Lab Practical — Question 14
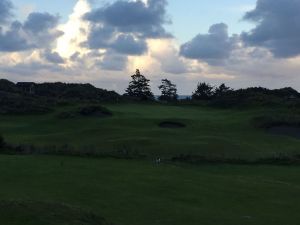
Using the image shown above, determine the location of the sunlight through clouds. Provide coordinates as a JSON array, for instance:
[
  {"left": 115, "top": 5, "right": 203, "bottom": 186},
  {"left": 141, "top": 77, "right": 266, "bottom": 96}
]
[
  {"left": 55, "top": 0, "right": 90, "bottom": 59},
  {"left": 2, "top": 0, "right": 300, "bottom": 93}
]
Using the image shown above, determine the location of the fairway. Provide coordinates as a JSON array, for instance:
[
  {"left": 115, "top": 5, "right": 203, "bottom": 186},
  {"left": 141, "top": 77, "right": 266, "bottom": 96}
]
[
  {"left": 1, "top": 104, "right": 300, "bottom": 159},
  {"left": 1, "top": 0, "right": 300, "bottom": 224},
  {"left": 0, "top": 155, "right": 299, "bottom": 225}
]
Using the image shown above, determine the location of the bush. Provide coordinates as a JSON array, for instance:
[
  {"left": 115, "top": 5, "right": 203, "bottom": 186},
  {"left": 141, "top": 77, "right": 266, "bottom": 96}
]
[
  {"left": 79, "top": 105, "right": 113, "bottom": 117},
  {"left": 252, "top": 114, "right": 300, "bottom": 129},
  {"left": 0, "top": 135, "right": 5, "bottom": 149},
  {"left": 56, "top": 111, "right": 77, "bottom": 119}
]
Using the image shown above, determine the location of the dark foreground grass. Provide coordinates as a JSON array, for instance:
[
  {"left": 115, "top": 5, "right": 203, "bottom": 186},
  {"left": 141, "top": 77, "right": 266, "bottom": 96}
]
[
  {"left": 1, "top": 104, "right": 300, "bottom": 159},
  {"left": 0, "top": 155, "right": 300, "bottom": 225},
  {"left": 0, "top": 200, "right": 109, "bottom": 225}
]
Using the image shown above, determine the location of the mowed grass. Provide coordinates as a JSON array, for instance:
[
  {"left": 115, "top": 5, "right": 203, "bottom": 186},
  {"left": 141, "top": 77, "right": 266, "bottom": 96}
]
[
  {"left": 0, "top": 155, "right": 300, "bottom": 225},
  {"left": 1, "top": 103, "right": 300, "bottom": 159}
]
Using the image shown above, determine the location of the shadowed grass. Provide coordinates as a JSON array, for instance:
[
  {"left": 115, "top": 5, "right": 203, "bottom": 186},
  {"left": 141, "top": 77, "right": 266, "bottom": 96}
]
[
  {"left": 0, "top": 200, "right": 110, "bottom": 225},
  {"left": 1, "top": 104, "right": 300, "bottom": 159},
  {"left": 0, "top": 155, "right": 300, "bottom": 225}
]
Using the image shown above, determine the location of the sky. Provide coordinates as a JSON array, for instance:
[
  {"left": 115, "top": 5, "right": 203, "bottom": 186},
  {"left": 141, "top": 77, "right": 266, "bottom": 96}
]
[{"left": 1, "top": 0, "right": 300, "bottom": 94}]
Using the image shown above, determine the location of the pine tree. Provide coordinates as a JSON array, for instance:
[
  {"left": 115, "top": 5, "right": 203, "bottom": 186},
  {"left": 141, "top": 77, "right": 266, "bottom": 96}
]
[
  {"left": 214, "top": 83, "right": 232, "bottom": 98},
  {"left": 158, "top": 79, "right": 178, "bottom": 101},
  {"left": 125, "top": 69, "right": 154, "bottom": 100},
  {"left": 192, "top": 82, "right": 214, "bottom": 100}
]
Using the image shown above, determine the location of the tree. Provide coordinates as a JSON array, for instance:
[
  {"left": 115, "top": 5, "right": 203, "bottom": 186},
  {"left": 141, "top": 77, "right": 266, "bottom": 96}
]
[
  {"left": 192, "top": 82, "right": 214, "bottom": 100},
  {"left": 214, "top": 83, "right": 232, "bottom": 98},
  {"left": 158, "top": 79, "right": 178, "bottom": 101},
  {"left": 125, "top": 69, "right": 154, "bottom": 100}
]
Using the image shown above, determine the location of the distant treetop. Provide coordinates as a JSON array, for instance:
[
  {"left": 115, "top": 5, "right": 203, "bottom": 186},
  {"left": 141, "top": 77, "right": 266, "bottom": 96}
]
[{"left": 124, "top": 69, "right": 154, "bottom": 101}]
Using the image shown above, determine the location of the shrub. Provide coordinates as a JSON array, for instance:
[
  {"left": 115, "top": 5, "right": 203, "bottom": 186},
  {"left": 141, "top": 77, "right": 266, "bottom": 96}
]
[
  {"left": 0, "top": 135, "right": 5, "bottom": 149},
  {"left": 56, "top": 111, "right": 77, "bottom": 119},
  {"left": 79, "top": 105, "right": 113, "bottom": 117},
  {"left": 252, "top": 114, "right": 300, "bottom": 129}
]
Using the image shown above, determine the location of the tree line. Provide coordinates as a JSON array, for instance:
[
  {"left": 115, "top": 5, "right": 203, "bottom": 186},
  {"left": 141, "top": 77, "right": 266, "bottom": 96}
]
[
  {"left": 124, "top": 69, "right": 232, "bottom": 101},
  {"left": 1, "top": 69, "right": 300, "bottom": 113},
  {"left": 124, "top": 69, "right": 300, "bottom": 107}
]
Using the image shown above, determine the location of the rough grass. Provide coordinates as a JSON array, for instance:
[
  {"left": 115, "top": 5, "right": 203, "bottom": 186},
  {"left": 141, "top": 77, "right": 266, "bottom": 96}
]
[
  {"left": 253, "top": 113, "right": 300, "bottom": 129},
  {"left": 1, "top": 104, "right": 300, "bottom": 159},
  {"left": 0, "top": 200, "right": 110, "bottom": 225},
  {"left": 57, "top": 105, "right": 113, "bottom": 119},
  {"left": 0, "top": 155, "right": 300, "bottom": 225}
]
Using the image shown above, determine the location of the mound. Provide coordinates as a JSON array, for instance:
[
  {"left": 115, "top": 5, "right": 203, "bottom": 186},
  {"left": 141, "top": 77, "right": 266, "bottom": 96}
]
[
  {"left": 79, "top": 105, "right": 113, "bottom": 117},
  {"left": 159, "top": 121, "right": 186, "bottom": 128},
  {"left": 0, "top": 200, "right": 112, "bottom": 225},
  {"left": 56, "top": 111, "right": 77, "bottom": 119},
  {"left": 0, "top": 91, "right": 52, "bottom": 115},
  {"left": 57, "top": 105, "right": 113, "bottom": 119}
]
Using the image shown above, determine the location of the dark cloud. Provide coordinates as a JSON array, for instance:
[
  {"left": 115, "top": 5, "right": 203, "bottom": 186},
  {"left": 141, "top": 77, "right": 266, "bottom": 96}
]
[
  {"left": 0, "top": 61, "right": 64, "bottom": 76},
  {"left": 242, "top": 0, "right": 300, "bottom": 58},
  {"left": 111, "top": 34, "right": 147, "bottom": 55},
  {"left": 100, "top": 51, "right": 128, "bottom": 71},
  {"left": 180, "top": 23, "right": 238, "bottom": 64},
  {"left": 84, "top": 26, "right": 147, "bottom": 55},
  {"left": 0, "top": 12, "right": 63, "bottom": 52},
  {"left": 85, "top": 0, "right": 170, "bottom": 39},
  {"left": 0, "top": 0, "right": 13, "bottom": 24},
  {"left": 24, "top": 12, "right": 60, "bottom": 33},
  {"left": 43, "top": 50, "right": 65, "bottom": 64},
  {"left": 0, "top": 21, "right": 33, "bottom": 51},
  {"left": 83, "top": 0, "right": 171, "bottom": 66},
  {"left": 84, "top": 25, "right": 114, "bottom": 49}
]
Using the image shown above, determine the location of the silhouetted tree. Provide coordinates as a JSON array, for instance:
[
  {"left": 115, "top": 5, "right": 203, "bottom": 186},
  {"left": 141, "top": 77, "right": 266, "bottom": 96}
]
[
  {"left": 214, "top": 83, "right": 232, "bottom": 98},
  {"left": 158, "top": 79, "right": 178, "bottom": 101},
  {"left": 125, "top": 69, "right": 154, "bottom": 100},
  {"left": 192, "top": 82, "right": 214, "bottom": 100}
]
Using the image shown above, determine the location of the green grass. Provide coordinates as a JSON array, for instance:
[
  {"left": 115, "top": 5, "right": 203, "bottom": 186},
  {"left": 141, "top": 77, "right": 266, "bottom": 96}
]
[
  {"left": 1, "top": 104, "right": 300, "bottom": 224},
  {"left": 0, "top": 155, "right": 300, "bottom": 225},
  {"left": 0, "top": 200, "right": 109, "bottom": 225},
  {"left": 1, "top": 103, "right": 300, "bottom": 159}
]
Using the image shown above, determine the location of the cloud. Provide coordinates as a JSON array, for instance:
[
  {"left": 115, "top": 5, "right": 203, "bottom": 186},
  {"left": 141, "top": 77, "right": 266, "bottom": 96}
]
[
  {"left": 180, "top": 23, "right": 238, "bottom": 64},
  {"left": 111, "top": 34, "right": 147, "bottom": 55},
  {"left": 82, "top": 0, "right": 171, "bottom": 72},
  {"left": 0, "top": 60, "right": 65, "bottom": 77},
  {"left": 99, "top": 51, "right": 128, "bottom": 71},
  {"left": 43, "top": 50, "right": 65, "bottom": 64},
  {"left": 149, "top": 39, "right": 188, "bottom": 74},
  {"left": 0, "top": 0, "right": 13, "bottom": 24},
  {"left": 0, "top": 12, "right": 63, "bottom": 52},
  {"left": 55, "top": 0, "right": 91, "bottom": 58},
  {"left": 84, "top": 25, "right": 114, "bottom": 49},
  {"left": 23, "top": 12, "right": 59, "bottom": 33},
  {"left": 242, "top": 0, "right": 300, "bottom": 58},
  {"left": 85, "top": 0, "right": 171, "bottom": 39},
  {"left": 0, "top": 21, "right": 33, "bottom": 51}
]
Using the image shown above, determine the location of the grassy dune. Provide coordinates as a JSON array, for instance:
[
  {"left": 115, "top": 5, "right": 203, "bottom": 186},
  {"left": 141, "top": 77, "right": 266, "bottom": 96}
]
[
  {"left": 0, "top": 155, "right": 300, "bottom": 225},
  {"left": 1, "top": 104, "right": 300, "bottom": 159}
]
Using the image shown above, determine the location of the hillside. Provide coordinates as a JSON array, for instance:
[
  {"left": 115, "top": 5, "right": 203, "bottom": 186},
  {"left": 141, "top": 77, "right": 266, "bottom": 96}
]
[{"left": 0, "top": 79, "right": 121, "bottom": 114}]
